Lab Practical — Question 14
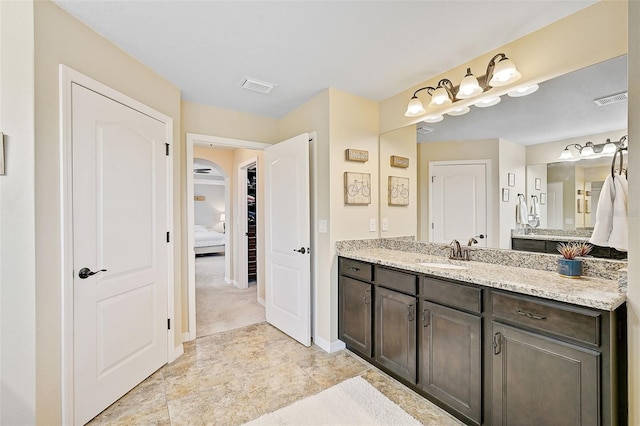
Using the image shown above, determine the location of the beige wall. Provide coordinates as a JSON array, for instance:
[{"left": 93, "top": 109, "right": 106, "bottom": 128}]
[
  {"left": 379, "top": 1, "right": 627, "bottom": 134},
  {"left": 498, "top": 139, "right": 526, "bottom": 248},
  {"left": 627, "top": 1, "right": 639, "bottom": 421},
  {"left": 33, "top": 2, "right": 182, "bottom": 423},
  {"left": 0, "top": 1, "right": 36, "bottom": 423},
  {"left": 379, "top": 125, "right": 417, "bottom": 237}
]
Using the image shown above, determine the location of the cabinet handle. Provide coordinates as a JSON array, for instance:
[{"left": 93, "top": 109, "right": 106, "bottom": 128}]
[
  {"left": 493, "top": 332, "right": 502, "bottom": 355},
  {"left": 517, "top": 309, "right": 547, "bottom": 321},
  {"left": 363, "top": 288, "right": 371, "bottom": 305},
  {"left": 407, "top": 304, "right": 415, "bottom": 322},
  {"left": 348, "top": 267, "right": 360, "bottom": 272},
  {"left": 422, "top": 309, "right": 430, "bottom": 327}
]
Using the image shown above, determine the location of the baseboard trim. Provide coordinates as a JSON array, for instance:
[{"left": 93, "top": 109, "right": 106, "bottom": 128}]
[
  {"left": 314, "top": 335, "right": 346, "bottom": 354},
  {"left": 225, "top": 277, "right": 232, "bottom": 285},
  {"left": 257, "top": 296, "right": 265, "bottom": 307},
  {"left": 182, "top": 332, "right": 193, "bottom": 343},
  {"left": 171, "top": 343, "right": 184, "bottom": 362}
]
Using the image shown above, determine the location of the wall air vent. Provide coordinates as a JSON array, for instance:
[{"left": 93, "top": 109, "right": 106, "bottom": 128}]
[
  {"left": 240, "top": 77, "right": 275, "bottom": 94},
  {"left": 593, "top": 91, "right": 628, "bottom": 107},
  {"left": 417, "top": 126, "right": 435, "bottom": 134}
]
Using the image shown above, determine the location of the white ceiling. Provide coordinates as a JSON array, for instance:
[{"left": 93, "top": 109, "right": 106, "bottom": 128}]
[{"left": 54, "top": 0, "right": 598, "bottom": 120}]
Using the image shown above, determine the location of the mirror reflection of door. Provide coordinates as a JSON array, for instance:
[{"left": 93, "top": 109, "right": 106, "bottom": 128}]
[
  {"left": 430, "top": 162, "right": 487, "bottom": 247},
  {"left": 546, "top": 182, "right": 564, "bottom": 230}
]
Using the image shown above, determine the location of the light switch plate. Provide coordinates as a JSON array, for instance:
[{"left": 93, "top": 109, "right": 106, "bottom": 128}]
[
  {"left": 369, "top": 218, "right": 376, "bottom": 232},
  {"left": 319, "top": 219, "right": 328, "bottom": 233},
  {"left": 382, "top": 218, "right": 388, "bottom": 231}
]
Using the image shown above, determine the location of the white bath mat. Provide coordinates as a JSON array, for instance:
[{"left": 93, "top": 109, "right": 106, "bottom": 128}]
[{"left": 244, "top": 376, "right": 421, "bottom": 425}]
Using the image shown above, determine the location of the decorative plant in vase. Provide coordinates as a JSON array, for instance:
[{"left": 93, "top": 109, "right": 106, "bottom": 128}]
[{"left": 557, "top": 242, "right": 592, "bottom": 278}]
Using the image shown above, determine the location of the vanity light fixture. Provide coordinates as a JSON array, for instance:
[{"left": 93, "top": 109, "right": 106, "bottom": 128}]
[
  {"left": 558, "top": 135, "right": 628, "bottom": 161},
  {"left": 405, "top": 53, "right": 524, "bottom": 119}
]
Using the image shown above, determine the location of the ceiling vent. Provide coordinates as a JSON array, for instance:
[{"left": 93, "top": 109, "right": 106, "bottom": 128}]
[
  {"left": 417, "top": 125, "right": 435, "bottom": 134},
  {"left": 240, "top": 77, "right": 275, "bottom": 94},
  {"left": 593, "top": 91, "right": 628, "bottom": 107}
]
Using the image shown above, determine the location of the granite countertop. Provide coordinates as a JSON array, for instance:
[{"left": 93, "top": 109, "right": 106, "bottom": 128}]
[
  {"left": 513, "top": 234, "right": 590, "bottom": 242},
  {"left": 338, "top": 247, "right": 625, "bottom": 311}
]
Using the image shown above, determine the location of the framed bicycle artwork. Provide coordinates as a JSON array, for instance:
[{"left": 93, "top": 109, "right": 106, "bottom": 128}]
[
  {"left": 344, "top": 172, "right": 372, "bottom": 205},
  {"left": 388, "top": 176, "right": 409, "bottom": 206}
]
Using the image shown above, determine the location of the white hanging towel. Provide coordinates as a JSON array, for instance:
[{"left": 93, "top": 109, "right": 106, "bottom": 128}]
[
  {"left": 516, "top": 194, "right": 528, "bottom": 224},
  {"left": 608, "top": 174, "right": 628, "bottom": 251},
  {"left": 589, "top": 175, "right": 615, "bottom": 247}
]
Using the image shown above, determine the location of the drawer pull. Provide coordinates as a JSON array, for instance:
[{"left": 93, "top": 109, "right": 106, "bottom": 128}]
[
  {"left": 517, "top": 309, "right": 547, "bottom": 321},
  {"left": 407, "top": 304, "right": 415, "bottom": 322},
  {"left": 422, "top": 309, "right": 430, "bottom": 327},
  {"left": 363, "top": 288, "right": 371, "bottom": 305},
  {"left": 493, "top": 332, "right": 502, "bottom": 355},
  {"left": 348, "top": 267, "right": 361, "bottom": 272}
]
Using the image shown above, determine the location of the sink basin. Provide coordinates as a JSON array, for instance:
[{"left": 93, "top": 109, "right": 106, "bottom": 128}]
[{"left": 418, "top": 262, "right": 467, "bottom": 270}]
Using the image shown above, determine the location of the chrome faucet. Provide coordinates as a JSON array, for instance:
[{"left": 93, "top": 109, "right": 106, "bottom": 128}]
[
  {"left": 449, "top": 239, "right": 462, "bottom": 259},
  {"left": 467, "top": 234, "right": 485, "bottom": 246}
]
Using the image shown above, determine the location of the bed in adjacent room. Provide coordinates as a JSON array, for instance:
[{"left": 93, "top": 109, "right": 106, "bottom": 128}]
[{"left": 194, "top": 224, "right": 226, "bottom": 255}]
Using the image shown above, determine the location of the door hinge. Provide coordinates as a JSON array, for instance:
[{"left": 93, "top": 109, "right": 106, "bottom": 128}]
[
  {"left": 167, "top": 318, "right": 171, "bottom": 330},
  {"left": 166, "top": 232, "right": 170, "bottom": 243},
  {"left": 165, "top": 143, "right": 170, "bottom": 156}
]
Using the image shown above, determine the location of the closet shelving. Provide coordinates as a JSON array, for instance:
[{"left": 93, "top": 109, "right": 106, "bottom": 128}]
[{"left": 247, "top": 167, "right": 257, "bottom": 281}]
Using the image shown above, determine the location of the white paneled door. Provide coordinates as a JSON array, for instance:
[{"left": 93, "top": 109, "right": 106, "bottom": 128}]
[
  {"left": 430, "top": 163, "right": 488, "bottom": 247},
  {"left": 264, "top": 133, "right": 311, "bottom": 347},
  {"left": 72, "top": 83, "right": 168, "bottom": 425}
]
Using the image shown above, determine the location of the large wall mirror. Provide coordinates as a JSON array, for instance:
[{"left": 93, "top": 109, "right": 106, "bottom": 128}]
[{"left": 379, "top": 54, "right": 628, "bottom": 252}]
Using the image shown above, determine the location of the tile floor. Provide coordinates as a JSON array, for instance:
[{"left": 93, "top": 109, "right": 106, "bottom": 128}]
[{"left": 88, "top": 323, "right": 463, "bottom": 425}]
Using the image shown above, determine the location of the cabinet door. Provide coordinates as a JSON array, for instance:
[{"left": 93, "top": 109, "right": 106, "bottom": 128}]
[
  {"left": 492, "top": 323, "right": 600, "bottom": 426},
  {"left": 375, "top": 287, "right": 416, "bottom": 382},
  {"left": 419, "top": 301, "right": 482, "bottom": 424},
  {"left": 338, "top": 276, "right": 372, "bottom": 357}
]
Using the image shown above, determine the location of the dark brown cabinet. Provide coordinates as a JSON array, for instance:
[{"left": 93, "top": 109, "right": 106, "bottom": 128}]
[
  {"left": 420, "top": 301, "right": 482, "bottom": 424},
  {"left": 491, "top": 323, "right": 600, "bottom": 426},
  {"left": 375, "top": 286, "right": 417, "bottom": 382},
  {"left": 338, "top": 276, "right": 372, "bottom": 357},
  {"left": 337, "top": 257, "right": 626, "bottom": 426},
  {"left": 338, "top": 258, "right": 373, "bottom": 358}
]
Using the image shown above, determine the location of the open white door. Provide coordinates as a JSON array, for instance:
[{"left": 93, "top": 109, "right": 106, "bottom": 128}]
[
  {"left": 430, "top": 162, "right": 488, "bottom": 246},
  {"left": 264, "top": 133, "right": 311, "bottom": 346}
]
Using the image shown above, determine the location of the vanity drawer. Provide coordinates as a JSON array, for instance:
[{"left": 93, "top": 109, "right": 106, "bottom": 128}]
[
  {"left": 422, "top": 276, "right": 482, "bottom": 314},
  {"left": 492, "top": 292, "right": 601, "bottom": 346},
  {"left": 376, "top": 266, "right": 417, "bottom": 295},
  {"left": 339, "top": 258, "right": 372, "bottom": 282}
]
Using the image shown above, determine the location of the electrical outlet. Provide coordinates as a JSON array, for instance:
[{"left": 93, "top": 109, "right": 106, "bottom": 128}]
[
  {"left": 382, "top": 218, "right": 388, "bottom": 231},
  {"left": 369, "top": 218, "right": 376, "bottom": 232}
]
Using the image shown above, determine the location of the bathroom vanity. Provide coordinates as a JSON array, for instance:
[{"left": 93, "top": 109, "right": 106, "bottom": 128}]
[{"left": 337, "top": 242, "right": 627, "bottom": 426}]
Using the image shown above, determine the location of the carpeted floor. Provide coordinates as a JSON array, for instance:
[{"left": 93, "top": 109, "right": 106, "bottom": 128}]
[{"left": 195, "top": 254, "right": 265, "bottom": 337}]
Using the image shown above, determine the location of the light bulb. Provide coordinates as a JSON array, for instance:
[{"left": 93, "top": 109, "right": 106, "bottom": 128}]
[
  {"left": 508, "top": 84, "right": 539, "bottom": 97},
  {"left": 423, "top": 114, "right": 444, "bottom": 123},
  {"left": 489, "top": 57, "right": 521, "bottom": 87},
  {"left": 580, "top": 145, "right": 595, "bottom": 157},
  {"left": 474, "top": 96, "right": 501, "bottom": 108},
  {"left": 429, "top": 86, "right": 452, "bottom": 107},
  {"left": 405, "top": 96, "right": 425, "bottom": 117},
  {"left": 559, "top": 148, "right": 575, "bottom": 161},
  {"left": 456, "top": 68, "right": 483, "bottom": 99},
  {"left": 602, "top": 141, "right": 617, "bottom": 154},
  {"left": 446, "top": 106, "right": 470, "bottom": 116}
]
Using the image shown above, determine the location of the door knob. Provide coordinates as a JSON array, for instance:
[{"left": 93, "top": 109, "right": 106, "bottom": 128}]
[
  {"left": 293, "top": 247, "right": 306, "bottom": 254},
  {"left": 78, "top": 267, "right": 107, "bottom": 279}
]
